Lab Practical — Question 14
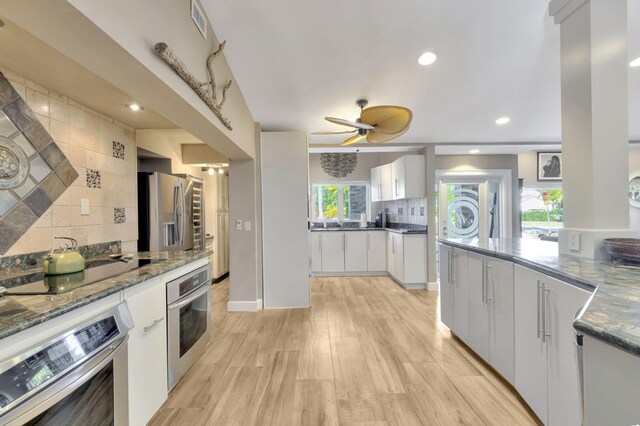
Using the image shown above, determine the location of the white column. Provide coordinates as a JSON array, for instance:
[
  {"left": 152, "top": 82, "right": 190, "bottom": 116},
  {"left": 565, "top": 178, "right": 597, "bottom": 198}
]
[{"left": 550, "top": 0, "right": 635, "bottom": 258}]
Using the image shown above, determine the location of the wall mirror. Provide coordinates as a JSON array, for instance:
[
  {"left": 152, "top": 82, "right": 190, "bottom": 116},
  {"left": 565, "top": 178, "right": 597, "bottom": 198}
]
[{"left": 629, "top": 170, "right": 640, "bottom": 208}]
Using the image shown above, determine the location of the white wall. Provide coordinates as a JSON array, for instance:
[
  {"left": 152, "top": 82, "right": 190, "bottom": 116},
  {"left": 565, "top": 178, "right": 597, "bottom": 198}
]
[{"left": 517, "top": 150, "right": 562, "bottom": 189}]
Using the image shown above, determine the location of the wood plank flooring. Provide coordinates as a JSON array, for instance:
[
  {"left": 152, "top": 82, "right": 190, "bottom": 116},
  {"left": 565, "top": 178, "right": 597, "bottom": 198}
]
[{"left": 149, "top": 276, "right": 540, "bottom": 426}]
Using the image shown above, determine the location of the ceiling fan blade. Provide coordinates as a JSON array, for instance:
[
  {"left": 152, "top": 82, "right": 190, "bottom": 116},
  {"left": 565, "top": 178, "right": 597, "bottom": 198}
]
[
  {"left": 325, "top": 117, "right": 374, "bottom": 130},
  {"left": 366, "top": 127, "right": 408, "bottom": 144},
  {"left": 340, "top": 133, "right": 366, "bottom": 146},
  {"left": 361, "top": 106, "right": 413, "bottom": 134},
  {"left": 310, "top": 130, "right": 357, "bottom": 135}
]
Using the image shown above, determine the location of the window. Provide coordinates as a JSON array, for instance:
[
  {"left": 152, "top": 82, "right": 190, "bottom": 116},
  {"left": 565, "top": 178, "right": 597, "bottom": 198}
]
[
  {"left": 311, "top": 183, "right": 369, "bottom": 222},
  {"left": 521, "top": 188, "right": 563, "bottom": 239}
]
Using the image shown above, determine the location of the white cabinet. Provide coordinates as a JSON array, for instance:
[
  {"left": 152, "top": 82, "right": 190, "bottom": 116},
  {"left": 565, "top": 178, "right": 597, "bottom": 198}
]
[
  {"left": 345, "top": 232, "right": 367, "bottom": 271},
  {"left": 366, "top": 231, "right": 386, "bottom": 271},
  {"left": 390, "top": 155, "right": 425, "bottom": 200},
  {"left": 311, "top": 232, "right": 322, "bottom": 272},
  {"left": 514, "top": 265, "right": 590, "bottom": 426},
  {"left": 388, "top": 232, "right": 427, "bottom": 289},
  {"left": 451, "top": 248, "right": 469, "bottom": 342},
  {"left": 439, "top": 244, "right": 454, "bottom": 330},
  {"left": 453, "top": 251, "right": 515, "bottom": 384},
  {"left": 387, "top": 232, "right": 396, "bottom": 277},
  {"left": 321, "top": 232, "right": 345, "bottom": 272},
  {"left": 380, "top": 164, "right": 393, "bottom": 201},
  {"left": 125, "top": 276, "right": 168, "bottom": 426},
  {"left": 371, "top": 166, "right": 381, "bottom": 202}
]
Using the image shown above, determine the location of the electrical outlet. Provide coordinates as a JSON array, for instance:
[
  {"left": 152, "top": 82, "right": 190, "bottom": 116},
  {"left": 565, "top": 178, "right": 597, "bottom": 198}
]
[
  {"left": 81, "top": 198, "right": 90, "bottom": 216},
  {"left": 568, "top": 231, "right": 580, "bottom": 251},
  {"left": 235, "top": 219, "right": 242, "bottom": 231},
  {"left": 244, "top": 221, "right": 251, "bottom": 231}
]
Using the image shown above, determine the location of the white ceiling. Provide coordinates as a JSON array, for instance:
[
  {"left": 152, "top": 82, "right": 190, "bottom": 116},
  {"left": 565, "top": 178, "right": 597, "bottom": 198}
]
[{"left": 204, "top": 0, "right": 640, "bottom": 148}]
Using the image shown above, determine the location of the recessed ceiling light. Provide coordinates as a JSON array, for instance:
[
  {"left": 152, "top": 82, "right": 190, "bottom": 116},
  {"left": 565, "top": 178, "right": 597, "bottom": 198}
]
[
  {"left": 495, "top": 117, "right": 510, "bottom": 125},
  {"left": 470, "top": 149, "right": 480, "bottom": 154},
  {"left": 418, "top": 52, "right": 437, "bottom": 66},
  {"left": 218, "top": 167, "right": 224, "bottom": 175},
  {"left": 630, "top": 57, "right": 640, "bottom": 67},
  {"left": 126, "top": 103, "right": 143, "bottom": 111},
  {"left": 208, "top": 166, "right": 215, "bottom": 175}
]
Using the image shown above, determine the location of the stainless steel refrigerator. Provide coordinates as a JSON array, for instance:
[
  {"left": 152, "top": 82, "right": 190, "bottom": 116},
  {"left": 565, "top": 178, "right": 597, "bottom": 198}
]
[{"left": 138, "top": 172, "right": 205, "bottom": 252}]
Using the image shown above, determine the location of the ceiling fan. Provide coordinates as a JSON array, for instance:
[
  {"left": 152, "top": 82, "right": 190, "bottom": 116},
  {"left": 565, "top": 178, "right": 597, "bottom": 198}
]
[{"left": 313, "top": 99, "right": 413, "bottom": 146}]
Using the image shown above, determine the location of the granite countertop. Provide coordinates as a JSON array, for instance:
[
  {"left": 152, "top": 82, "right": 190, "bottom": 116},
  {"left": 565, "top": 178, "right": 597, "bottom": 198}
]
[
  {"left": 0, "top": 250, "right": 210, "bottom": 341},
  {"left": 438, "top": 237, "right": 640, "bottom": 357}
]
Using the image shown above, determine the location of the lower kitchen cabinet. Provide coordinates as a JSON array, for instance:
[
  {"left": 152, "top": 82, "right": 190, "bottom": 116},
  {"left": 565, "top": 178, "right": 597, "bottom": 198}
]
[
  {"left": 366, "top": 231, "right": 387, "bottom": 271},
  {"left": 320, "top": 232, "right": 345, "bottom": 272},
  {"left": 439, "top": 244, "right": 454, "bottom": 330},
  {"left": 345, "top": 231, "right": 367, "bottom": 271},
  {"left": 467, "top": 252, "right": 515, "bottom": 383},
  {"left": 514, "top": 264, "right": 590, "bottom": 426},
  {"left": 388, "top": 233, "right": 427, "bottom": 289},
  {"left": 311, "top": 232, "right": 322, "bottom": 272},
  {"left": 124, "top": 276, "right": 168, "bottom": 426}
]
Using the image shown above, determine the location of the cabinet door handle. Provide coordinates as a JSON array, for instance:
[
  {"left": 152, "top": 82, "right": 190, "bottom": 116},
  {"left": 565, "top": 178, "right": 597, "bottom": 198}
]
[
  {"left": 143, "top": 317, "right": 164, "bottom": 334},
  {"left": 367, "top": 233, "right": 370, "bottom": 252},
  {"left": 537, "top": 280, "right": 542, "bottom": 339},
  {"left": 485, "top": 264, "right": 492, "bottom": 303},
  {"left": 543, "top": 287, "right": 551, "bottom": 342},
  {"left": 450, "top": 252, "right": 456, "bottom": 284},
  {"left": 481, "top": 261, "right": 486, "bottom": 303},
  {"left": 319, "top": 234, "right": 322, "bottom": 251},
  {"left": 343, "top": 233, "right": 346, "bottom": 251}
]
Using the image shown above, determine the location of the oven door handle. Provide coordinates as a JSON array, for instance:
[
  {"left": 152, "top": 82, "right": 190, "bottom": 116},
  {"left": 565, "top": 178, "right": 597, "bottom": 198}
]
[
  {"left": 2, "top": 336, "right": 128, "bottom": 426},
  {"left": 168, "top": 284, "right": 209, "bottom": 311}
]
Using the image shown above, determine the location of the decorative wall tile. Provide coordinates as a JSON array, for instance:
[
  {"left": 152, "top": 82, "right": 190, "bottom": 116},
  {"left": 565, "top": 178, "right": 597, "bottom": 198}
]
[
  {"left": 411, "top": 207, "right": 415, "bottom": 216},
  {"left": 112, "top": 141, "right": 125, "bottom": 160},
  {"left": 86, "top": 169, "right": 101, "bottom": 188},
  {"left": 114, "top": 207, "right": 126, "bottom": 224},
  {"left": 0, "top": 71, "right": 79, "bottom": 254},
  {"left": 398, "top": 207, "right": 403, "bottom": 215},
  {"left": 420, "top": 206, "right": 425, "bottom": 216}
]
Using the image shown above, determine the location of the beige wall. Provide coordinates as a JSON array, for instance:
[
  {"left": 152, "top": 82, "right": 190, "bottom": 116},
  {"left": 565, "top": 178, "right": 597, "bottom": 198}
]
[{"left": 2, "top": 68, "right": 137, "bottom": 255}]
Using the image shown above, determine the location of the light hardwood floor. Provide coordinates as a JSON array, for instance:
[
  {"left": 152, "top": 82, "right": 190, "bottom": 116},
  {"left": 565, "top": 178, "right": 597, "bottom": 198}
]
[{"left": 150, "top": 276, "right": 540, "bottom": 426}]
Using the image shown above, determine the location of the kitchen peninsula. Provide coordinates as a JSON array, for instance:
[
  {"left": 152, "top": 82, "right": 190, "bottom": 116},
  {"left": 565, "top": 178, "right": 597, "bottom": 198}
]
[{"left": 438, "top": 237, "right": 640, "bottom": 425}]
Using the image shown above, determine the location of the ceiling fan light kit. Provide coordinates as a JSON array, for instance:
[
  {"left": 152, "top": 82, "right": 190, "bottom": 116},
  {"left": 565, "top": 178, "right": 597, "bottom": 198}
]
[{"left": 314, "top": 99, "right": 413, "bottom": 146}]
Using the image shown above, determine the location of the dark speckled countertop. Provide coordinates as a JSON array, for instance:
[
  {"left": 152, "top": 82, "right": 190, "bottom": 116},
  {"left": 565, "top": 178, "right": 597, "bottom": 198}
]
[
  {"left": 439, "top": 238, "right": 640, "bottom": 357},
  {"left": 310, "top": 224, "right": 427, "bottom": 234},
  {"left": 0, "top": 250, "right": 210, "bottom": 341}
]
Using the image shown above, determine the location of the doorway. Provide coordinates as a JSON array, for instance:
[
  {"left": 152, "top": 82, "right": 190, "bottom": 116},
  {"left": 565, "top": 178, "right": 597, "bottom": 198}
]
[{"left": 437, "top": 170, "right": 512, "bottom": 240}]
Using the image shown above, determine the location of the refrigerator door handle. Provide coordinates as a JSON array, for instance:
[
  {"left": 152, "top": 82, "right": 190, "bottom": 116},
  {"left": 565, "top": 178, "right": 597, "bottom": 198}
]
[
  {"left": 180, "top": 181, "right": 186, "bottom": 246},
  {"left": 173, "top": 183, "right": 180, "bottom": 246}
]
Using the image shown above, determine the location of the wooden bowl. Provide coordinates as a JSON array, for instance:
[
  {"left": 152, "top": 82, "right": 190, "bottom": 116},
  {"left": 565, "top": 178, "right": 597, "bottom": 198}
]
[{"left": 603, "top": 238, "right": 640, "bottom": 263}]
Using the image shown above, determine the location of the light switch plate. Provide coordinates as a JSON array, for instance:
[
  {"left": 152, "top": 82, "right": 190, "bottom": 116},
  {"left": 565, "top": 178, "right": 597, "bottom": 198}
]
[
  {"left": 235, "top": 219, "right": 242, "bottom": 231},
  {"left": 568, "top": 231, "right": 580, "bottom": 251},
  {"left": 81, "top": 198, "right": 90, "bottom": 216},
  {"left": 244, "top": 221, "right": 251, "bottom": 231}
]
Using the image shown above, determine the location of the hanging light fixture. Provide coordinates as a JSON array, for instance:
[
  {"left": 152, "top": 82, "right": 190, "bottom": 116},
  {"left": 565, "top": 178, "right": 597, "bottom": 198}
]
[
  {"left": 218, "top": 167, "right": 224, "bottom": 174},
  {"left": 320, "top": 153, "right": 358, "bottom": 178}
]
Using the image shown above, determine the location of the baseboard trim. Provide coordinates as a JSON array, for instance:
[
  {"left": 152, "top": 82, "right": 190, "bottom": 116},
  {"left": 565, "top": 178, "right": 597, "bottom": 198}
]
[
  {"left": 427, "top": 281, "right": 439, "bottom": 292},
  {"left": 227, "top": 300, "right": 261, "bottom": 312},
  {"left": 312, "top": 271, "right": 389, "bottom": 277}
]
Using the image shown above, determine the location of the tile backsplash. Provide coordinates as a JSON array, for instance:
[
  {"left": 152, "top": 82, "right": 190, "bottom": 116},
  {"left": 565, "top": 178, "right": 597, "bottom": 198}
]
[
  {"left": 371, "top": 198, "right": 426, "bottom": 226},
  {"left": 0, "top": 67, "right": 138, "bottom": 256}
]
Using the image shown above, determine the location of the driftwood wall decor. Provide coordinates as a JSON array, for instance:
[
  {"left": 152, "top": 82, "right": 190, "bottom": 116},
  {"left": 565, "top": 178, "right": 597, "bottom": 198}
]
[{"left": 154, "top": 41, "right": 233, "bottom": 130}]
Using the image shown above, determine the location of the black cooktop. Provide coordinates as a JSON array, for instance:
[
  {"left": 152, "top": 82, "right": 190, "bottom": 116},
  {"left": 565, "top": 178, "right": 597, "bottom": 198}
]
[{"left": 0, "top": 258, "right": 158, "bottom": 296}]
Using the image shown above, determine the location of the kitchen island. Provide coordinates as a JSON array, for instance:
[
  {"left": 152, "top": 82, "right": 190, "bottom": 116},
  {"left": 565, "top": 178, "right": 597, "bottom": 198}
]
[{"left": 439, "top": 237, "right": 640, "bottom": 425}]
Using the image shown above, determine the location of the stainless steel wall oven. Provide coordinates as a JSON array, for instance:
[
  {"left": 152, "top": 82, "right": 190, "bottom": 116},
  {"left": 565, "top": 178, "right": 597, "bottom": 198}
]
[{"left": 167, "top": 265, "right": 211, "bottom": 389}]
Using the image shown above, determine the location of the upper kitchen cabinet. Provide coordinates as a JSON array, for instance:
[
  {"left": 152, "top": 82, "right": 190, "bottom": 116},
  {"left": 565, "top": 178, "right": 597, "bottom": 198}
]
[
  {"left": 371, "top": 164, "right": 393, "bottom": 202},
  {"left": 391, "top": 155, "right": 425, "bottom": 200}
]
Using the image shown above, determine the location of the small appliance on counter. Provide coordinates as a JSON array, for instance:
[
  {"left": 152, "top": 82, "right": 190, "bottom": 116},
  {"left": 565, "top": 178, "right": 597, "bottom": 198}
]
[
  {"left": 374, "top": 212, "right": 387, "bottom": 228},
  {"left": 43, "top": 237, "right": 85, "bottom": 275}
]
